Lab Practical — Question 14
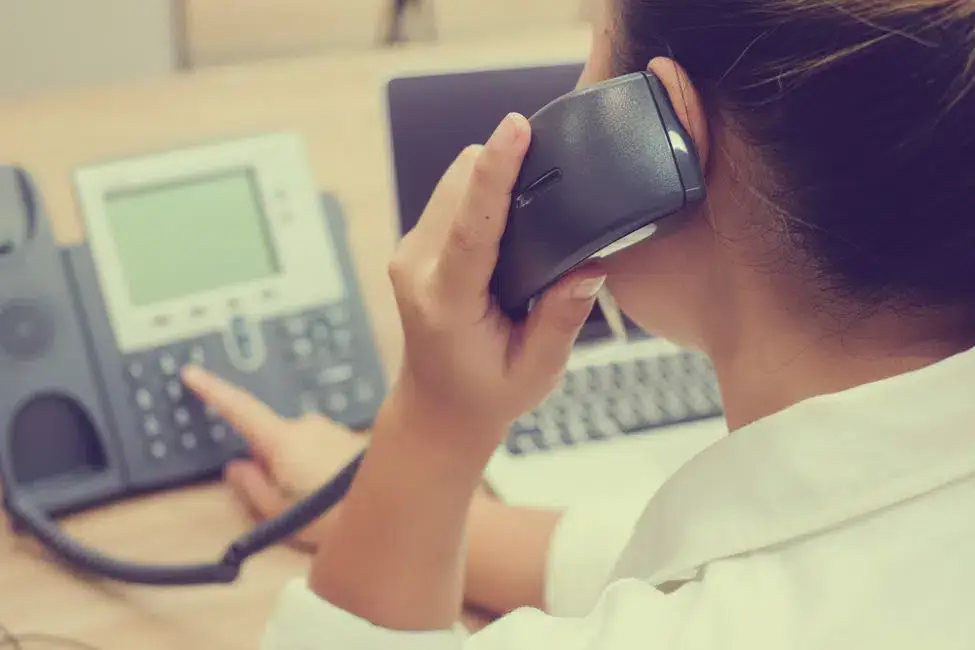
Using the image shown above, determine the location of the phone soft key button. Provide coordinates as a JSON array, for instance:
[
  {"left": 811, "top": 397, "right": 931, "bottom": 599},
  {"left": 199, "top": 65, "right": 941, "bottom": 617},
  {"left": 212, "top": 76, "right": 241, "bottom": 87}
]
[
  {"left": 317, "top": 364, "right": 353, "bottom": 386},
  {"left": 126, "top": 360, "right": 145, "bottom": 381},
  {"left": 188, "top": 344, "right": 206, "bottom": 365},
  {"left": 158, "top": 352, "right": 178, "bottom": 376}
]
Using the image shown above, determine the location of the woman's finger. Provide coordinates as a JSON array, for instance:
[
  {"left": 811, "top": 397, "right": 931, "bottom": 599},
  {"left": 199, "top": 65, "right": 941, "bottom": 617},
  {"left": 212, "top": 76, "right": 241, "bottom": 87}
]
[
  {"left": 511, "top": 268, "right": 606, "bottom": 383},
  {"left": 181, "top": 365, "right": 283, "bottom": 462},
  {"left": 434, "top": 113, "right": 530, "bottom": 305},
  {"left": 225, "top": 459, "right": 332, "bottom": 551},
  {"left": 225, "top": 459, "right": 291, "bottom": 520}
]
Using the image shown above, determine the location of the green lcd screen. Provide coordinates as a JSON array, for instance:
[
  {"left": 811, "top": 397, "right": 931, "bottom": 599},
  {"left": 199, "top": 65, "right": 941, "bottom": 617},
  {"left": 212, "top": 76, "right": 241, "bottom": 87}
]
[{"left": 105, "top": 170, "right": 280, "bottom": 306}]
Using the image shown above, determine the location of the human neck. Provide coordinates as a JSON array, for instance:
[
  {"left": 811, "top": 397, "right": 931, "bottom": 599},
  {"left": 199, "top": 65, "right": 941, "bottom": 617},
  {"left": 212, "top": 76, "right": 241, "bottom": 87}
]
[{"left": 704, "top": 292, "right": 971, "bottom": 432}]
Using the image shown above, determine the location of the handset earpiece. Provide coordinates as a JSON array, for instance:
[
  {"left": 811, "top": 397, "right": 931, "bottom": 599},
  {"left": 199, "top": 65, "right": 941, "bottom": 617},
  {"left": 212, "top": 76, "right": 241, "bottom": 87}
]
[{"left": 490, "top": 71, "right": 705, "bottom": 320}]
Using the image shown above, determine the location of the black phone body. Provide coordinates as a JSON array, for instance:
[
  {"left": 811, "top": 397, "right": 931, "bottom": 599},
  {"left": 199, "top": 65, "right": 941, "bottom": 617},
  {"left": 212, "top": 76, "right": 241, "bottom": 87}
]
[{"left": 491, "top": 71, "right": 706, "bottom": 320}]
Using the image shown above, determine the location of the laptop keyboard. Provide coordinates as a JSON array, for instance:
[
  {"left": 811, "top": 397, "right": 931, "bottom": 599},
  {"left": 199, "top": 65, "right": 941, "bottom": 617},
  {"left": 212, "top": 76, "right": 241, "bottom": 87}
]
[{"left": 504, "top": 349, "right": 723, "bottom": 456}]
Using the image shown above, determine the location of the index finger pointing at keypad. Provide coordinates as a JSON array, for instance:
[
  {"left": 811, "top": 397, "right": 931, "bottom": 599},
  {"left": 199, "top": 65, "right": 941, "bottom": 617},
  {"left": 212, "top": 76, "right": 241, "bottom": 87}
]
[{"left": 181, "top": 365, "right": 283, "bottom": 462}]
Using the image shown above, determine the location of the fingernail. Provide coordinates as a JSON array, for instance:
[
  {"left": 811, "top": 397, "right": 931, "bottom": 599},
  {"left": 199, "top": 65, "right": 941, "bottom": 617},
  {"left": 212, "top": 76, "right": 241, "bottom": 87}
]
[
  {"left": 571, "top": 275, "right": 606, "bottom": 299},
  {"left": 490, "top": 113, "right": 525, "bottom": 146},
  {"left": 181, "top": 365, "right": 203, "bottom": 383}
]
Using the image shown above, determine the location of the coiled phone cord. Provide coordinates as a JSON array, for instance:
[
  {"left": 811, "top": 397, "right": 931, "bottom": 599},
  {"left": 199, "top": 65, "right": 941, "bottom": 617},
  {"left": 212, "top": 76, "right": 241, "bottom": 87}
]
[{"left": 4, "top": 450, "right": 365, "bottom": 586}]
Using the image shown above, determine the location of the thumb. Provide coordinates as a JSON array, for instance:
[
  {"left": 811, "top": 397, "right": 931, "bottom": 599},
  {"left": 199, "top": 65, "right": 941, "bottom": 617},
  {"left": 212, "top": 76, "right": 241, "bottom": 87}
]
[
  {"left": 225, "top": 459, "right": 291, "bottom": 521},
  {"left": 224, "top": 460, "right": 332, "bottom": 551},
  {"left": 511, "top": 269, "right": 606, "bottom": 382}
]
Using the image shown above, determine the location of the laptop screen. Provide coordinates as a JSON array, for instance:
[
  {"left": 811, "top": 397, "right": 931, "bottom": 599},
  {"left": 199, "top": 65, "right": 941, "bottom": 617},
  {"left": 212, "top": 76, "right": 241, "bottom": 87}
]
[{"left": 385, "top": 63, "right": 642, "bottom": 342}]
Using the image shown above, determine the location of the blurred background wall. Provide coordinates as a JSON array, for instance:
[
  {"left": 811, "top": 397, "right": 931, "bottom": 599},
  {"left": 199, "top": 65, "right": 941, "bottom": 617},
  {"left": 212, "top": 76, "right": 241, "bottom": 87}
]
[{"left": 0, "top": 0, "right": 595, "bottom": 99}]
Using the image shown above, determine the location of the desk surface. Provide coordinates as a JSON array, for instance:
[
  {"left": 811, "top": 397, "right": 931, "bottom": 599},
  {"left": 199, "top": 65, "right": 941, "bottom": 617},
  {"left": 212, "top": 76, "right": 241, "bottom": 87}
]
[{"left": 0, "top": 28, "right": 589, "bottom": 650}]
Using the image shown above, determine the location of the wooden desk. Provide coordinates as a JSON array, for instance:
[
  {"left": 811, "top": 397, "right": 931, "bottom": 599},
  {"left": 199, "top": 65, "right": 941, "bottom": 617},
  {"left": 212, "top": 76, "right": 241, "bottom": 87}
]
[{"left": 0, "top": 28, "right": 589, "bottom": 650}]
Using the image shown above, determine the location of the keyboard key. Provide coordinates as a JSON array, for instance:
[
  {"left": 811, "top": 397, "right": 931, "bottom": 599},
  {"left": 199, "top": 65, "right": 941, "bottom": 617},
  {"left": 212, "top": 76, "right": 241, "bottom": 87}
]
[
  {"left": 660, "top": 391, "right": 689, "bottom": 420},
  {"left": 612, "top": 397, "right": 646, "bottom": 433}
]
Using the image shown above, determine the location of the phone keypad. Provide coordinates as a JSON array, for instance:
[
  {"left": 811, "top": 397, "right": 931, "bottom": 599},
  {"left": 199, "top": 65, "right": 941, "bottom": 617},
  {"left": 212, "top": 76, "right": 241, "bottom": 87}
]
[
  {"left": 123, "top": 341, "right": 233, "bottom": 464},
  {"left": 504, "top": 350, "right": 723, "bottom": 456},
  {"left": 277, "top": 304, "right": 377, "bottom": 421}
]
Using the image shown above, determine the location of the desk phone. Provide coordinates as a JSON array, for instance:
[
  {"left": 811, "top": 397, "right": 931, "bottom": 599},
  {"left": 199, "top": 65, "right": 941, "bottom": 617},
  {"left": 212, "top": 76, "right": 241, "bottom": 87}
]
[{"left": 0, "top": 133, "right": 385, "bottom": 523}]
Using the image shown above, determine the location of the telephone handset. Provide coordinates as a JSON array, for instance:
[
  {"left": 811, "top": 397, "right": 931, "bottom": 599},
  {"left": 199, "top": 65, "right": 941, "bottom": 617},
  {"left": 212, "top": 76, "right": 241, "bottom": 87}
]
[
  {"left": 0, "top": 133, "right": 385, "bottom": 584},
  {"left": 491, "top": 71, "right": 706, "bottom": 318}
]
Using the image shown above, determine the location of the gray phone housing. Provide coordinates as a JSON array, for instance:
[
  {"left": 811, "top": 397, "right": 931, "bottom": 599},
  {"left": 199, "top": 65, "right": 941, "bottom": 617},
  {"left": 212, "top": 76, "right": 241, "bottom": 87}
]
[{"left": 0, "top": 168, "right": 385, "bottom": 519}]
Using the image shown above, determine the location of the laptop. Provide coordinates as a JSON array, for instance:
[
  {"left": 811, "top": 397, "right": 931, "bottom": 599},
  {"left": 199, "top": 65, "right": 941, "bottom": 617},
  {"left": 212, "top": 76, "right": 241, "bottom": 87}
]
[{"left": 385, "top": 64, "right": 727, "bottom": 509}]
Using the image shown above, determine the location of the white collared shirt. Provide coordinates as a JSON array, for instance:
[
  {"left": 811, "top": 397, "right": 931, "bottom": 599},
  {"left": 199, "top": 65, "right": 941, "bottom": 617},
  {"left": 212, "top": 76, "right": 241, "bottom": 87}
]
[{"left": 261, "top": 346, "right": 975, "bottom": 649}]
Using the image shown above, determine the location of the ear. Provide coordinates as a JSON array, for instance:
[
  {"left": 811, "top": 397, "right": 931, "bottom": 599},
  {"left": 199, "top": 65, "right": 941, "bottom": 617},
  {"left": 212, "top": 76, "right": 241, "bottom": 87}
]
[{"left": 647, "top": 57, "right": 710, "bottom": 170}]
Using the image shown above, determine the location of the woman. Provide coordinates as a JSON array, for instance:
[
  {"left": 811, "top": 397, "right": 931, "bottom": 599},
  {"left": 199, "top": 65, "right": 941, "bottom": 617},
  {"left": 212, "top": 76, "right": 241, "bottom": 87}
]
[{"left": 184, "top": 0, "right": 975, "bottom": 646}]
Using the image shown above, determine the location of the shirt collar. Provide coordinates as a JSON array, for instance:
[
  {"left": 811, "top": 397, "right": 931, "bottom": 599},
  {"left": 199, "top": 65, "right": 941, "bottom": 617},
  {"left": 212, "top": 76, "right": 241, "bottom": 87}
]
[{"left": 614, "top": 345, "right": 975, "bottom": 585}]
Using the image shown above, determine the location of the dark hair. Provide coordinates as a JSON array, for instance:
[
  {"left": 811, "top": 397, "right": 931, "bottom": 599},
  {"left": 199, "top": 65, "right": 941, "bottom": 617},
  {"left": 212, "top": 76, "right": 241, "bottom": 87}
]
[{"left": 615, "top": 0, "right": 975, "bottom": 314}]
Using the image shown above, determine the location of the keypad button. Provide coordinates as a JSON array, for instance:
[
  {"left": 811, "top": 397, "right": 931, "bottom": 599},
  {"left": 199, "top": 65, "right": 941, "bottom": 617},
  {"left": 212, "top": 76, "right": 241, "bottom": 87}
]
[
  {"left": 317, "top": 364, "right": 353, "bottom": 385},
  {"left": 285, "top": 317, "right": 306, "bottom": 337},
  {"left": 292, "top": 338, "right": 314, "bottom": 360},
  {"left": 149, "top": 440, "right": 168, "bottom": 460},
  {"left": 135, "top": 388, "right": 153, "bottom": 411},
  {"left": 143, "top": 414, "right": 161, "bottom": 436},
  {"left": 310, "top": 320, "right": 330, "bottom": 343},
  {"left": 165, "top": 380, "right": 183, "bottom": 401},
  {"left": 353, "top": 379, "right": 374, "bottom": 403},
  {"left": 332, "top": 329, "right": 353, "bottom": 351},
  {"left": 209, "top": 423, "right": 228, "bottom": 442},
  {"left": 179, "top": 432, "right": 198, "bottom": 450},
  {"left": 159, "top": 353, "right": 178, "bottom": 376},
  {"left": 127, "top": 360, "right": 144, "bottom": 381},
  {"left": 188, "top": 345, "right": 206, "bottom": 365},
  {"left": 325, "top": 392, "right": 349, "bottom": 413},
  {"left": 173, "top": 407, "right": 191, "bottom": 428},
  {"left": 326, "top": 305, "right": 349, "bottom": 326}
]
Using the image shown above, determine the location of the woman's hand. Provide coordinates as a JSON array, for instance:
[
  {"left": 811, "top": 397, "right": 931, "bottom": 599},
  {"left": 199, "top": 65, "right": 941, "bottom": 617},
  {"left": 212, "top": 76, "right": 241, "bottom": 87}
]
[
  {"left": 181, "top": 365, "right": 366, "bottom": 550},
  {"left": 305, "top": 113, "right": 606, "bottom": 630},
  {"left": 388, "top": 111, "right": 606, "bottom": 459}
]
